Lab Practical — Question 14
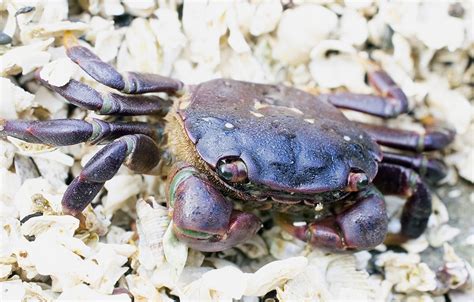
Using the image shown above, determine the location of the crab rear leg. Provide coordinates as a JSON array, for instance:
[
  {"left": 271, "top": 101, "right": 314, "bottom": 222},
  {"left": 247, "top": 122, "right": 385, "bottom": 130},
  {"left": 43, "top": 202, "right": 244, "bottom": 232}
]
[
  {"left": 357, "top": 122, "right": 455, "bottom": 152},
  {"left": 323, "top": 70, "right": 409, "bottom": 118},
  {"left": 382, "top": 151, "right": 447, "bottom": 183},
  {"left": 63, "top": 134, "right": 160, "bottom": 215},
  {"left": 374, "top": 163, "right": 432, "bottom": 243},
  {"left": 278, "top": 186, "right": 388, "bottom": 251},
  {"left": 167, "top": 163, "right": 261, "bottom": 252}
]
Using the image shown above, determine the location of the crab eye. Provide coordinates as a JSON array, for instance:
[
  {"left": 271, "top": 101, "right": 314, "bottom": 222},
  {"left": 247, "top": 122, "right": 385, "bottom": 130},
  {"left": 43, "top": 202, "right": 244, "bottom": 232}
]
[
  {"left": 217, "top": 158, "right": 248, "bottom": 183},
  {"left": 347, "top": 171, "right": 369, "bottom": 191}
]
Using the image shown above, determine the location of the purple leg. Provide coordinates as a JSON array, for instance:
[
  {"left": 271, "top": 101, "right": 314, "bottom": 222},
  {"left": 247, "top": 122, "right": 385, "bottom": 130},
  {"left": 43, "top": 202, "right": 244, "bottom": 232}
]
[
  {"left": 1, "top": 118, "right": 161, "bottom": 145},
  {"left": 357, "top": 122, "right": 455, "bottom": 152},
  {"left": 322, "top": 70, "right": 409, "bottom": 118},
  {"left": 63, "top": 134, "right": 160, "bottom": 215},
  {"left": 373, "top": 163, "right": 432, "bottom": 243},
  {"left": 278, "top": 186, "right": 388, "bottom": 251},
  {"left": 62, "top": 33, "right": 183, "bottom": 94},
  {"left": 382, "top": 151, "right": 447, "bottom": 183},
  {"left": 166, "top": 163, "right": 261, "bottom": 252},
  {"left": 37, "top": 75, "right": 171, "bottom": 116}
]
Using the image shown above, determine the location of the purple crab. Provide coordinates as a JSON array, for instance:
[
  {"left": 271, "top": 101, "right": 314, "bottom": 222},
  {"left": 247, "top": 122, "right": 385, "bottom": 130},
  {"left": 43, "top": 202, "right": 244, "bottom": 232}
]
[{"left": 1, "top": 34, "right": 454, "bottom": 252}]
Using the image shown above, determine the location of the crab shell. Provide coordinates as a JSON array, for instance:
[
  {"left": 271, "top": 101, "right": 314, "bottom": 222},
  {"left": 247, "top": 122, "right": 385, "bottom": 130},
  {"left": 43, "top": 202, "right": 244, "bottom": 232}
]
[{"left": 167, "top": 79, "right": 382, "bottom": 199}]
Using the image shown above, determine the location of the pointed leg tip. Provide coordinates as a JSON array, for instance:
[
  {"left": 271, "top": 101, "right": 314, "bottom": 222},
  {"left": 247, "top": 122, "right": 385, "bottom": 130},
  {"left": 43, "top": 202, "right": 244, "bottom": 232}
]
[{"left": 62, "top": 31, "right": 79, "bottom": 49}]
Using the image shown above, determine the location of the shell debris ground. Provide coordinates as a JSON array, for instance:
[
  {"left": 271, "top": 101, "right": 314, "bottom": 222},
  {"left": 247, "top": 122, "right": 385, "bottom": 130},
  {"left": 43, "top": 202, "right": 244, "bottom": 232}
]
[{"left": 0, "top": 0, "right": 473, "bottom": 301}]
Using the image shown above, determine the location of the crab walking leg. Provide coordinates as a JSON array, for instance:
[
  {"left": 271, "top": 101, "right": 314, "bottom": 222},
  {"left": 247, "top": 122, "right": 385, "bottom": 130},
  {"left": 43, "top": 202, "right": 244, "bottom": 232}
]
[
  {"left": 37, "top": 76, "right": 172, "bottom": 116},
  {"left": 63, "top": 134, "right": 160, "bottom": 215},
  {"left": 0, "top": 118, "right": 161, "bottom": 145},
  {"left": 277, "top": 186, "right": 388, "bottom": 250},
  {"left": 322, "top": 70, "right": 409, "bottom": 118},
  {"left": 382, "top": 152, "right": 447, "bottom": 183},
  {"left": 373, "top": 163, "right": 432, "bottom": 242},
  {"left": 356, "top": 122, "right": 455, "bottom": 152},
  {"left": 167, "top": 163, "right": 261, "bottom": 252},
  {"left": 62, "top": 33, "right": 184, "bottom": 94}
]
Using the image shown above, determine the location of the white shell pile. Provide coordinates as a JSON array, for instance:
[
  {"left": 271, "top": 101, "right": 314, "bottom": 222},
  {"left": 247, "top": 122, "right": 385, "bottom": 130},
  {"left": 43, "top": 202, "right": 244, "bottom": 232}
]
[{"left": 1, "top": 0, "right": 473, "bottom": 301}]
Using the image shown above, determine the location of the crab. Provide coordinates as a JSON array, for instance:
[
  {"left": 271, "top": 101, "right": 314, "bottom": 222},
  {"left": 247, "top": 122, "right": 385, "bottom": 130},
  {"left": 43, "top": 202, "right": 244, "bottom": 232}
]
[{"left": 1, "top": 34, "right": 455, "bottom": 252}]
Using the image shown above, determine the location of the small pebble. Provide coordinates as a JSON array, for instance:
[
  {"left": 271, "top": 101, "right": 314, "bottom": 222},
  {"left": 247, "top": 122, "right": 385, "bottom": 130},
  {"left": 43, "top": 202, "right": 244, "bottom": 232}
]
[
  {"left": 0, "top": 32, "right": 12, "bottom": 45},
  {"left": 15, "top": 6, "right": 35, "bottom": 16}
]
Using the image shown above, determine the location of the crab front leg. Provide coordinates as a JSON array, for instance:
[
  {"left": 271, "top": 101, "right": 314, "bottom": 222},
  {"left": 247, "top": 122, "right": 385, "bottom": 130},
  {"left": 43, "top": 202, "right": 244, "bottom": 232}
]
[
  {"left": 278, "top": 186, "right": 388, "bottom": 251},
  {"left": 167, "top": 163, "right": 261, "bottom": 252},
  {"left": 64, "top": 134, "right": 161, "bottom": 215},
  {"left": 63, "top": 32, "right": 184, "bottom": 94}
]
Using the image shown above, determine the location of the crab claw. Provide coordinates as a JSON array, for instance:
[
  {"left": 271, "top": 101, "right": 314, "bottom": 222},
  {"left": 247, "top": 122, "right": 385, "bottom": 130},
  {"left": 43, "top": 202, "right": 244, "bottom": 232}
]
[
  {"left": 167, "top": 163, "right": 261, "bottom": 252},
  {"left": 278, "top": 186, "right": 388, "bottom": 251}
]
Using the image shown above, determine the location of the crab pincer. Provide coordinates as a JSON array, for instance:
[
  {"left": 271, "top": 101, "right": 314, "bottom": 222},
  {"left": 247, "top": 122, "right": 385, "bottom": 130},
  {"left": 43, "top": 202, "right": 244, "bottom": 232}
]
[{"left": 167, "top": 164, "right": 261, "bottom": 252}]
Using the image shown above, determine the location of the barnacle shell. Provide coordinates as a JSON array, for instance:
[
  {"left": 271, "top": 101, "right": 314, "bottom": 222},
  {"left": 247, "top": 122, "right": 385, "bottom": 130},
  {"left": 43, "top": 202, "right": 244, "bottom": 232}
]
[
  {"left": 39, "top": 58, "right": 78, "bottom": 87},
  {"left": 402, "top": 235, "right": 430, "bottom": 254},
  {"left": 103, "top": 175, "right": 144, "bottom": 215},
  {"left": 181, "top": 1, "right": 228, "bottom": 68},
  {"left": 57, "top": 284, "right": 130, "bottom": 301},
  {"left": 14, "top": 177, "right": 65, "bottom": 219},
  {"left": 427, "top": 224, "right": 461, "bottom": 248},
  {"left": 273, "top": 4, "right": 338, "bottom": 65},
  {"left": 135, "top": 197, "right": 170, "bottom": 270},
  {"left": 0, "top": 77, "right": 35, "bottom": 119},
  {"left": 0, "top": 140, "right": 15, "bottom": 168},
  {"left": 0, "top": 38, "right": 53, "bottom": 76},
  {"left": 309, "top": 40, "right": 367, "bottom": 91},
  {"left": 0, "top": 279, "right": 56, "bottom": 301},
  {"left": 117, "top": 18, "right": 160, "bottom": 73},
  {"left": 277, "top": 251, "right": 376, "bottom": 301},
  {"left": 172, "top": 256, "right": 307, "bottom": 300},
  {"left": 435, "top": 243, "right": 472, "bottom": 293},
  {"left": 263, "top": 227, "right": 307, "bottom": 260},
  {"left": 249, "top": 0, "right": 282, "bottom": 36},
  {"left": 339, "top": 9, "right": 368, "bottom": 46},
  {"left": 123, "top": 0, "right": 156, "bottom": 17},
  {"left": 375, "top": 252, "right": 437, "bottom": 293},
  {"left": 426, "top": 85, "right": 471, "bottom": 134},
  {"left": 126, "top": 274, "right": 172, "bottom": 302},
  {"left": 21, "top": 21, "right": 89, "bottom": 43},
  {"left": 151, "top": 9, "right": 186, "bottom": 75},
  {"left": 244, "top": 256, "right": 308, "bottom": 296}
]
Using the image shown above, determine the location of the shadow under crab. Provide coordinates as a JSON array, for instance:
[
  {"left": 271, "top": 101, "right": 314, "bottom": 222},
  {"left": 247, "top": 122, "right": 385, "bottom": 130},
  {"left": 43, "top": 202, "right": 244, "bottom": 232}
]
[{"left": 0, "top": 33, "right": 455, "bottom": 252}]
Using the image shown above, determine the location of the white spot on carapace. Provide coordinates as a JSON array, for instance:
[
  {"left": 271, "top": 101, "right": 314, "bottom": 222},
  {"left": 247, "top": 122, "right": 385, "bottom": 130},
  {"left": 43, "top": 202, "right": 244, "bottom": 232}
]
[
  {"left": 250, "top": 111, "right": 264, "bottom": 118},
  {"left": 359, "top": 134, "right": 363, "bottom": 139},
  {"left": 224, "top": 122, "right": 234, "bottom": 129},
  {"left": 289, "top": 107, "right": 304, "bottom": 115},
  {"left": 293, "top": 221, "right": 307, "bottom": 227},
  {"left": 343, "top": 136, "right": 351, "bottom": 141},
  {"left": 202, "top": 117, "right": 212, "bottom": 122},
  {"left": 304, "top": 118, "right": 315, "bottom": 124}
]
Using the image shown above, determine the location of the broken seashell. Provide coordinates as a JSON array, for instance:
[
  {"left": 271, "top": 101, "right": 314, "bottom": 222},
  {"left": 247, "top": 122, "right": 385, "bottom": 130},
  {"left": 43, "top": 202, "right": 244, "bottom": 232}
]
[{"left": 136, "top": 197, "right": 170, "bottom": 270}]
